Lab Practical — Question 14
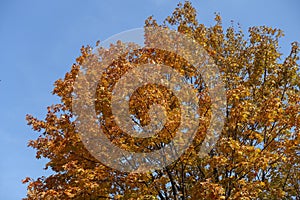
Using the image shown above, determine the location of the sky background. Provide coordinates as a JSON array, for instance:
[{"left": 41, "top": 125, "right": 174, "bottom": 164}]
[{"left": 0, "top": 0, "right": 299, "bottom": 199}]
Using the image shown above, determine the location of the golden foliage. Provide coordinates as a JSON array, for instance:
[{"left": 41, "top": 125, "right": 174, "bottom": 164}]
[{"left": 24, "top": 1, "right": 299, "bottom": 199}]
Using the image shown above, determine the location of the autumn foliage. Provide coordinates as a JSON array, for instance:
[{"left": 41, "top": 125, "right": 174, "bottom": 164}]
[{"left": 24, "top": 1, "right": 299, "bottom": 199}]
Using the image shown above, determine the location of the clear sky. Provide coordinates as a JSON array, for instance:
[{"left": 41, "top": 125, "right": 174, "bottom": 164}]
[{"left": 0, "top": 0, "right": 299, "bottom": 199}]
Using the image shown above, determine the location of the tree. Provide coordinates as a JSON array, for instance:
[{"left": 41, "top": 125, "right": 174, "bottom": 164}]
[{"left": 24, "top": 1, "right": 299, "bottom": 199}]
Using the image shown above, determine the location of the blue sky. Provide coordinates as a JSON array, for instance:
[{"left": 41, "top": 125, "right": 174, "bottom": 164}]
[{"left": 0, "top": 0, "right": 299, "bottom": 199}]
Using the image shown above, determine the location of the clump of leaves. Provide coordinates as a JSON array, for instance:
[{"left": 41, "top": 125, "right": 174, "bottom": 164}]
[{"left": 24, "top": 1, "right": 299, "bottom": 199}]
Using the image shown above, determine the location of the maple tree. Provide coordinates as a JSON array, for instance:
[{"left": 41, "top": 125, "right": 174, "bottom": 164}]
[{"left": 24, "top": 1, "right": 299, "bottom": 199}]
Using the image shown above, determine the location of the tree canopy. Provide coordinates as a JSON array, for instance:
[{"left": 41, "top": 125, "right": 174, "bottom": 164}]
[{"left": 24, "top": 1, "right": 299, "bottom": 199}]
